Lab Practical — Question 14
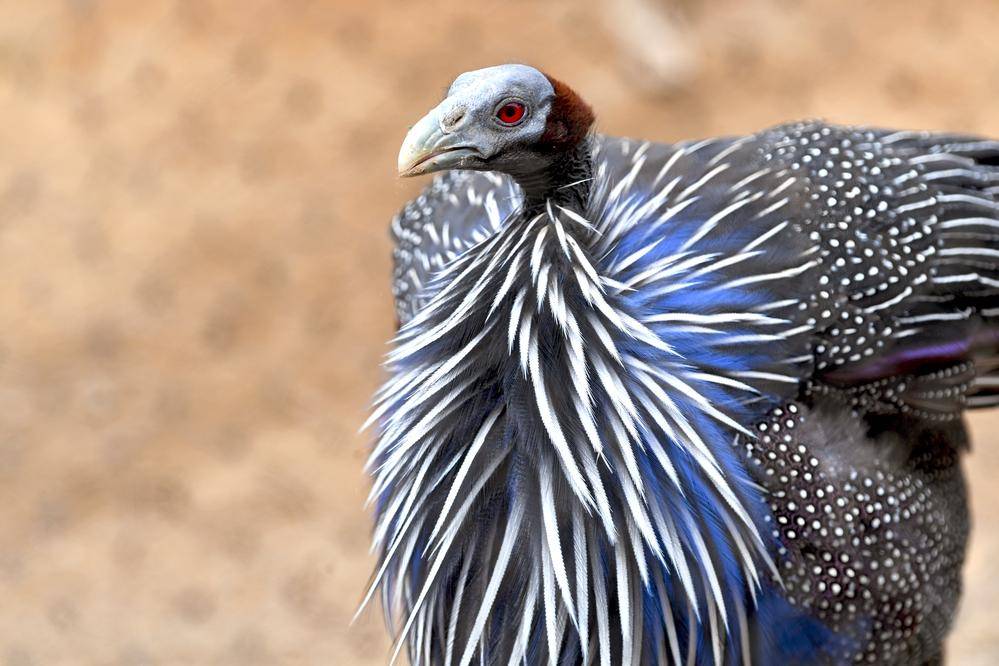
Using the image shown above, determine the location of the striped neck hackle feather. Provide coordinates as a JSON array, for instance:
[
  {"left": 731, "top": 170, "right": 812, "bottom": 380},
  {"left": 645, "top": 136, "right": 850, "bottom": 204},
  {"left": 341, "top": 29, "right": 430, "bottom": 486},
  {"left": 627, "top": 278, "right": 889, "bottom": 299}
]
[{"left": 362, "top": 72, "right": 816, "bottom": 665}]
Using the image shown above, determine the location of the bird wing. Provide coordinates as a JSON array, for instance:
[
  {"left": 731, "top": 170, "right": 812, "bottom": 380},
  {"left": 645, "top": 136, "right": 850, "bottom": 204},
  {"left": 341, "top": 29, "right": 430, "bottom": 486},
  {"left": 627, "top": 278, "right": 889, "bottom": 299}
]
[
  {"left": 753, "top": 122, "right": 999, "bottom": 416},
  {"left": 390, "top": 170, "right": 521, "bottom": 326},
  {"left": 584, "top": 124, "right": 999, "bottom": 419}
]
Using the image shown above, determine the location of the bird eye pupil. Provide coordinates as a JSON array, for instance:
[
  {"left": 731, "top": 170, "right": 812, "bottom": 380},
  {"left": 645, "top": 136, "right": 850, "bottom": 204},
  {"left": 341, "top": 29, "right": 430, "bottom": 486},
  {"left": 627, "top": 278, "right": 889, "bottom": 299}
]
[{"left": 497, "top": 102, "right": 525, "bottom": 124}]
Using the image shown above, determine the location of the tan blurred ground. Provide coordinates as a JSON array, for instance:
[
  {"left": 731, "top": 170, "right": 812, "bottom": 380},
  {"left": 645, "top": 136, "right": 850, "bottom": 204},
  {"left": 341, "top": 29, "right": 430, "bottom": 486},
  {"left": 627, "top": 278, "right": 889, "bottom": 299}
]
[{"left": 0, "top": 1, "right": 997, "bottom": 664}]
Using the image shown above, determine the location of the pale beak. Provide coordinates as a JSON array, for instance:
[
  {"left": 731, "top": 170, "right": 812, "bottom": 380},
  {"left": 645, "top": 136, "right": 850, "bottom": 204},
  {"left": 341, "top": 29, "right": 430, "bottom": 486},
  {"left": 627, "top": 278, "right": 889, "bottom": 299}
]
[{"left": 397, "top": 106, "right": 481, "bottom": 177}]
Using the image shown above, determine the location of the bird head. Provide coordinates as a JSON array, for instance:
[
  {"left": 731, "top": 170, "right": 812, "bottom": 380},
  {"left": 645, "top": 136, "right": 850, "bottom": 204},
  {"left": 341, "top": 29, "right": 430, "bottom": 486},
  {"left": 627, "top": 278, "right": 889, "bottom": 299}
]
[{"left": 397, "top": 64, "right": 594, "bottom": 183}]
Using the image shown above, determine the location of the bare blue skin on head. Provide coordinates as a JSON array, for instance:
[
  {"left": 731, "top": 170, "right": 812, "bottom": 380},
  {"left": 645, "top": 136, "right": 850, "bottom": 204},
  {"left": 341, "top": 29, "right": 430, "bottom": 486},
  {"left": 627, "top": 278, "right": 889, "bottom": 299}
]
[{"left": 397, "top": 64, "right": 556, "bottom": 177}]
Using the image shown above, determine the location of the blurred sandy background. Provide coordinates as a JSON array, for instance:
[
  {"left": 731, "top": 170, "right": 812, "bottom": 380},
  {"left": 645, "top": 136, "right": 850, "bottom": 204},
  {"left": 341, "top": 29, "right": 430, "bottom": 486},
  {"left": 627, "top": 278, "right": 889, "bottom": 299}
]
[{"left": 0, "top": 1, "right": 998, "bottom": 664}]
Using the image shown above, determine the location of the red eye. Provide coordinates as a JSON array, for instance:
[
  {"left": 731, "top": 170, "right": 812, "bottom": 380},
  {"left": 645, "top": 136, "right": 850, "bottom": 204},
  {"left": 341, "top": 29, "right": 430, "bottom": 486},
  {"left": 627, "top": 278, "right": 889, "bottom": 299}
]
[{"left": 496, "top": 101, "right": 526, "bottom": 125}]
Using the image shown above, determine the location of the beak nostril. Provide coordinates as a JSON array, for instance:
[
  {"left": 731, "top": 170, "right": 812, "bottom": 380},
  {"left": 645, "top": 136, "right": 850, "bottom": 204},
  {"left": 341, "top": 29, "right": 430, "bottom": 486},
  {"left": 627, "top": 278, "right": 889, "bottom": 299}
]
[{"left": 441, "top": 108, "right": 466, "bottom": 133}]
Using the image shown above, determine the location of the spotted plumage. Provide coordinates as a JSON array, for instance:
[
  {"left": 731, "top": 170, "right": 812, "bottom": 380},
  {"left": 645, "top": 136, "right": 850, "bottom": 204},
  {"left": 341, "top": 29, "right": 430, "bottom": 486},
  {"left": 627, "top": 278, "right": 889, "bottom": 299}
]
[{"left": 367, "top": 65, "right": 999, "bottom": 666}]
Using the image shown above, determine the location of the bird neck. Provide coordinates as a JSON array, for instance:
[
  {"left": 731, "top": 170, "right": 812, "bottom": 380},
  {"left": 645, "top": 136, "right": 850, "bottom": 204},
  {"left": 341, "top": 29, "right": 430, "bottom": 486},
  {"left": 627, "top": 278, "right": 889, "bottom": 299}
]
[{"left": 515, "top": 139, "right": 593, "bottom": 212}]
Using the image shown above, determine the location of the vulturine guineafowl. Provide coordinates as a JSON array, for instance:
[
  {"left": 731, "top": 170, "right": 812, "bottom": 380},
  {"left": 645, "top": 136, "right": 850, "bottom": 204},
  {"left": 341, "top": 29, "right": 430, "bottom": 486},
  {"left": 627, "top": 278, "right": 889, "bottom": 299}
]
[{"left": 362, "top": 64, "right": 999, "bottom": 665}]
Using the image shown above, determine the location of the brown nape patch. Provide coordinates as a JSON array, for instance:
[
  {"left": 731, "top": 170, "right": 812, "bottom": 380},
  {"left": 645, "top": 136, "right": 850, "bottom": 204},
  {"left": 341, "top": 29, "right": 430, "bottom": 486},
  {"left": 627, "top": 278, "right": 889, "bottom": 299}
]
[{"left": 540, "top": 73, "right": 595, "bottom": 150}]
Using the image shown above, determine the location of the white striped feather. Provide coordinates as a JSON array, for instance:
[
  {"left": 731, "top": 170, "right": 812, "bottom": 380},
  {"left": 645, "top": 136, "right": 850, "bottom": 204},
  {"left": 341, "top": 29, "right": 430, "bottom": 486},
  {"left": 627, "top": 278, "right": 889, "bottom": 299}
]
[{"left": 457, "top": 499, "right": 525, "bottom": 666}]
